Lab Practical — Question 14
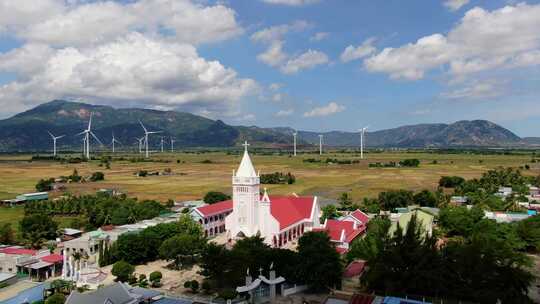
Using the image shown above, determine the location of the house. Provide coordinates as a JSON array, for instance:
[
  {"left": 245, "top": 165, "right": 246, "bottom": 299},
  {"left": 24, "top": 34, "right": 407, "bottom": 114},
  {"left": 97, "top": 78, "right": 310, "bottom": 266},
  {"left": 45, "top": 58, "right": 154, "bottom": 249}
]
[
  {"left": 313, "top": 219, "right": 366, "bottom": 254},
  {"left": 0, "top": 247, "right": 63, "bottom": 281},
  {"left": 66, "top": 282, "right": 142, "bottom": 304},
  {"left": 338, "top": 210, "right": 370, "bottom": 226},
  {"left": 484, "top": 211, "right": 532, "bottom": 223},
  {"left": 191, "top": 143, "right": 321, "bottom": 247},
  {"left": 389, "top": 209, "right": 435, "bottom": 237},
  {"left": 450, "top": 196, "right": 468, "bottom": 205},
  {"left": 61, "top": 228, "right": 83, "bottom": 241},
  {"left": 16, "top": 192, "right": 49, "bottom": 202},
  {"left": 496, "top": 186, "right": 513, "bottom": 198},
  {"left": 0, "top": 281, "right": 49, "bottom": 304}
]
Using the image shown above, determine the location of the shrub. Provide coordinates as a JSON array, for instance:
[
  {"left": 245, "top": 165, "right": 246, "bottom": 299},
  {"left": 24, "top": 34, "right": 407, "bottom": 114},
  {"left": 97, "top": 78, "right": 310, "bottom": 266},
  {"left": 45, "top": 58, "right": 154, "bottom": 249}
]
[
  {"left": 111, "top": 260, "right": 135, "bottom": 282},
  {"left": 90, "top": 172, "right": 105, "bottom": 182}
]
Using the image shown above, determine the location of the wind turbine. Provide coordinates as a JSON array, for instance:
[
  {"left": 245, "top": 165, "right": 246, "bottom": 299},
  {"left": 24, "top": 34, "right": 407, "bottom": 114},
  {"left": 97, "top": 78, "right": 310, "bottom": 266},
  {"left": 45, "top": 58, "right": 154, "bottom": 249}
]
[
  {"left": 111, "top": 132, "right": 121, "bottom": 153},
  {"left": 359, "top": 126, "right": 369, "bottom": 159},
  {"left": 319, "top": 134, "right": 323, "bottom": 155},
  {"left": 160, "top": 137, "right": 165, "bottom": 153},
  {"left": 76, "top": 113, "right": 102, "bottom": 159},
  {"left": 293, "top": 131, "right": 298, "bottom": 156},
  {"left": 170, "top": 137, "right": 175, "bottom": 153},
  {"left": 47, "top": 131, "right": 65, "bottom": 157},
  {"left": 135, "top": 137, "right": 145, "bottom": 154},
  {"left": 139, "top": 120, "right": 162, "bottom": 158}
]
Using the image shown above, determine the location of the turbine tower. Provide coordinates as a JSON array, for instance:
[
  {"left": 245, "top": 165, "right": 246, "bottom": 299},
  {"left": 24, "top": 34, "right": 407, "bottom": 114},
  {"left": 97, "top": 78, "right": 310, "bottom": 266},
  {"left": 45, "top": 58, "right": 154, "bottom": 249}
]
[
  {"left": 136, "top": 137, "right": 144, "bottom": 154},
  {"left": 293, "top": 131, "right": 298, "bottom": 156},
  {"left": 160, "top": 137, "right": 165, "bottom": 153},
  {"left": 76, "top": 113, "right": 102, "bottom": 159},
  {"left": 359, "top": 126, "right": 369, "bottom": 159},
  {"left": 319, "top": 134, "right": 323, "bottom": 155},
  {"left": 170, "top": 137, "right": 175, "bottom": 153},
  {"left": 47, "top": 131, "right": 65, "bottom": 157},
  {"left": 139, "top": 120, "right": 162, "bottom": 158},
  {"left": 111, "top": 132, "right": 121, "bottom": 153}
]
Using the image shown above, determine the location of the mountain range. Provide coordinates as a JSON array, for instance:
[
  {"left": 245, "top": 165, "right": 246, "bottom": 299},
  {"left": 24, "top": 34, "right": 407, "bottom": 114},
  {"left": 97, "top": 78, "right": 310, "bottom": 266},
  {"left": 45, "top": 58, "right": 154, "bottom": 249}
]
[{"left": 0, "top": 100, "right": 536, "bottom": 151}]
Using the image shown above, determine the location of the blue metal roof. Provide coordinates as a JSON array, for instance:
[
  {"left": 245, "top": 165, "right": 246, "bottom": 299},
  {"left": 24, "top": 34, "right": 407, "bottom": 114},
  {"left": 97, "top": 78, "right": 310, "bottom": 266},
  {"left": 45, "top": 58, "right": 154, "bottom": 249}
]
[{"left": 153, "top": 297, "right": 193, "bottom": 304}]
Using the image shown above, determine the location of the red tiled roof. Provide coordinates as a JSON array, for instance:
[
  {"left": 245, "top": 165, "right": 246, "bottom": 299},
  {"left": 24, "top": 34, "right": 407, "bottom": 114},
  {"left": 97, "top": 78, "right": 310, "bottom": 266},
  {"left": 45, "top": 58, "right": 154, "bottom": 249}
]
[
  {"left": 349, "top": 293, "right": 374, "bottom": 304},
  {"left": 197, "top": 196, "right": 315, "bottom": 230},
  {"left": 41, "top": 254, "right": 63, "bottom": 264},
  {"left": 350, "top": 210, "right": 370, "bottom": 225},
  {"left": 269, "top": 196, "right": 315, "bottom": 230},
  {"left": 336, "top": 247, "right": 348, "bottom": 254},
  {"left": 320, "top": 220, "right": 366, "bottom": 243},
  {"left": 196, "top": 200, "right": 233, "bottom": 217},
  {"left": 0, "top": 247, "right": 37, "bottom": 255},
  {"left": 344, "top": 260, "right": 366, "bottom": 278}
]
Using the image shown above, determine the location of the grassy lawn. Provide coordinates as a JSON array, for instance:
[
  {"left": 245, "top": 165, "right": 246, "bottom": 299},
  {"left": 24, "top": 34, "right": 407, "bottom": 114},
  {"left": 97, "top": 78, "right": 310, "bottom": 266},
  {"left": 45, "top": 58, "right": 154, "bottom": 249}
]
[{"left": 0, "top": 150, "right": 538, "bottom": 229}]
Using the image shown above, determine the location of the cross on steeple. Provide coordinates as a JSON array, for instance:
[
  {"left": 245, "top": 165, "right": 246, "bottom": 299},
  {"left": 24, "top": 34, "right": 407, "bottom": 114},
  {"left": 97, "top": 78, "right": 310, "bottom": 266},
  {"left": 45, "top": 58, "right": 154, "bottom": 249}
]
[{"left": 243, "top": 141, "right": 250, "bottom": 152}]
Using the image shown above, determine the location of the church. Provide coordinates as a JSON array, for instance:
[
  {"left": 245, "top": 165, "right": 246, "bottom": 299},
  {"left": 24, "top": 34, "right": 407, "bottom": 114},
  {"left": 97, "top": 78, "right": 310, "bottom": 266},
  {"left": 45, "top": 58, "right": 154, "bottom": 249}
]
[{"left": 192, "top": 143, "right": 321, "bottom": 247}]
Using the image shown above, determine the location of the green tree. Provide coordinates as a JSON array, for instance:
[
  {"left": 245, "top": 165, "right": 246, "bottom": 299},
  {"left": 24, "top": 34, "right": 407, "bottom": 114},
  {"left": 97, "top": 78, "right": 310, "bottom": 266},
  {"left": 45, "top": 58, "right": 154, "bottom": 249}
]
[
  {"left": 0, "top": 223, "right": 15, "bottom": 244},
  {"left": 111, "top": 260, "right": 135, "bottom": 282},
  {"left": 35, "top": 178, "right": 54, "bottom": 192},
  {"left": 347, "top": 217, "right": 391, "bottom": 262},
  {"left": 159, "top": 234, "right": 205, "bottom": 269},
  {"left": 19, "top": 214, "right": 58, "bottom": 248},
  {"left": 413, "top": 190, "right": 437, "bottom": 207},
  {"left": 297, "top": 232, "right": 342, "bottom": 291},
  {"left": 90, "top": 171, "right": 105, "bottom": 182},
  {"left": 45, "top": 293, "right": 65, "bottom": 304},
  {"left": 320, "top": 205, "right": 339, "bottom": 222},
  {"left": 516, "top": 215, "right": 540, "bottom": 252},
  {"left": 378, "top": 190, "right": 414, "bottom": 211},
  {"left": 337, "top": 192, "right": 353, "bottom": 210},
  {"left": 438, "top": 205, "right": 484, "bottom": 237},
  {"left": 199, "top": 243, "right": 231, "bottom": 288},
  {"left": 203, "top": 191, "right": 231, "bottom": 204},
  {"left": 138, "top": 274, "right": 148, "bottom": 288},
  {"left": 149, "top": 271, "right": 163, "bottom": 287}
]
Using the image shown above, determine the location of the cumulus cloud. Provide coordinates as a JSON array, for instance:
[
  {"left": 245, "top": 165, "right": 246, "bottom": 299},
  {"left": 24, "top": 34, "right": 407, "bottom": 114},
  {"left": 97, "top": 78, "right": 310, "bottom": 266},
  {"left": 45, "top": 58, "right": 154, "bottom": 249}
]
[
  {"left": 364, "top": 3, "right": 540, "bottom": 80},
  {"left": 0, "top": 0, "right": 254, "bottom": 116},
  {"left": 340, "top": 38, "right": 376, "bottom": 62},
  {"left": 257, "top": 41, "right": 288, "bottom": 67},
  {"left": 251, "top": 20, "right": 326, "bottom": 74},
  {"left": 443, "top": 0, "right": 470, "bottom": 12},
  {"left": 251, "top": 20, "right": 311, "bottom": 43},
  {"left": 303, "top": 102, "right": 345, "bottom": 117},
  {"left": 262, "top": 0, "right": 320, "bottom": 6},
  {"left": 281, "top": 50, "right": 329, "bottom": 74},
  {"left": 269, "top": 83, "right": 284, "bottom": 91},
  {"left": 441, "top": 80, "right": 505, "bottom": 100},
  {"left": 311, "top": 32, "right": 329, "bottom": 42},
  {"left": 275, "top": 109, "right": 294, "bottom": 117}
]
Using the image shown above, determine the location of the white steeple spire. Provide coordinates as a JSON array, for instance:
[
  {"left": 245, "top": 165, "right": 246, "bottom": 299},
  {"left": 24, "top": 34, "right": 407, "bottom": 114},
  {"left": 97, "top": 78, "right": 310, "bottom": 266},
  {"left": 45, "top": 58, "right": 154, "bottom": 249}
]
[{"left": 236, "top": 141, "right": 257, "bottom": 177}]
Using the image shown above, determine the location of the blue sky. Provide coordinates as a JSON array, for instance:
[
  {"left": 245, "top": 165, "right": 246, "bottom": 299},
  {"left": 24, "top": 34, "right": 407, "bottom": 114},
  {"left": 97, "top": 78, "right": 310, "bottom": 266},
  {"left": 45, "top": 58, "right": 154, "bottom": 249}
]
[{"left": 0, "top": 0, "right": 539, "bottom": 136}]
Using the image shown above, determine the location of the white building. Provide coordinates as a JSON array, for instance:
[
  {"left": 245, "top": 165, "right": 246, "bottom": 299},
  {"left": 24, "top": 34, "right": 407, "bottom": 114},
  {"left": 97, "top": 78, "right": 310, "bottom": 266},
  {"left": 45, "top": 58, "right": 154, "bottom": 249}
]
[{"left": 193, "top": 143, "right": 321, "bottom": 247}]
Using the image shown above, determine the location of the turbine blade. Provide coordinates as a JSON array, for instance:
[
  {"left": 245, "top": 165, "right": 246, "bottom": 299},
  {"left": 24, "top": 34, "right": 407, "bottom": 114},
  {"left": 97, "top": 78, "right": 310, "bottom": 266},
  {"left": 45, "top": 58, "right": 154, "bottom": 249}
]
[
  {"left": 75, "top": 130, "right": 87, "bottom": 136},
  {"left": 139, "top": 120, "right": 147, "bottom": 133},
  {"left": 90, "top": 131, "right": 103, "bottom": 145},
  {"left": 57, "top": 135, "right": 66, "bottom": 139}
]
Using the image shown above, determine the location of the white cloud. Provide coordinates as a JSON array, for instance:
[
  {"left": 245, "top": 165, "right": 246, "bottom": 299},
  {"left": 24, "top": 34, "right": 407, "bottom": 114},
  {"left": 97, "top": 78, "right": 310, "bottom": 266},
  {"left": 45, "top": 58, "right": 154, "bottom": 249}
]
[
  {"left": 262, "top": 0, "right": 320, "bottom": 6},
  {"left": 0, "top": 33, "right": 256, "bottom": 115},
  {"left": 1, "top": 0, "right": 243, "bottom": 46},
  {"left": 441, "top": 80, "right": 505, "bottom": 100},
  {"left": 303, "top": 102, "right": 345, "bottom": 117},
  {"left": 257, "top": 41, "right": 288, "bottom": 67},
  {"left": 275, "top": 109, "right": 294, "bottom": 117},
  {"left": 251, "top": 20, "right": 310, "bottom": 43},
  {"left": 340, "top": 38, "right": 376, "bottom": 63},
  {"left": 0, "top": 0, "right": 253, "bottom": 116},
  {"left": 269, "top": 83, "right": 283, "bottom": 91},
  {"left": 364, "top": 3, "right": 540, "bottom": 80},
  {"left": 281, "top": 50, "right": 329, "bottom": 74},
  {"left": 272, "top": 93, "right": 284, "bottom": 102},
  {"left": 311, "top": 32, "right": 329, "bottom": 42},
  {"left": 443, "top": 0, "right": 470, "bottom": 12}
]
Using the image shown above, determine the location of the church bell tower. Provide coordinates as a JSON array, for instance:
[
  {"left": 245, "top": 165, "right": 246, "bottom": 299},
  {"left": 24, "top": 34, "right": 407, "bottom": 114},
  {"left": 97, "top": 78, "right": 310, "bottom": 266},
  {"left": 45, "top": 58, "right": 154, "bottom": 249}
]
[{"left": 232, "top": 141, "right": 260, "bottom": 236}]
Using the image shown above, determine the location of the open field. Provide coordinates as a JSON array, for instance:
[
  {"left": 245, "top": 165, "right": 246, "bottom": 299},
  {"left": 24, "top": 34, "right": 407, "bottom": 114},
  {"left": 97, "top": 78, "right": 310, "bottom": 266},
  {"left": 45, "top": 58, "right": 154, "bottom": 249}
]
[{"left": 0, "top": 150, "right": 539, "bottom": 229}]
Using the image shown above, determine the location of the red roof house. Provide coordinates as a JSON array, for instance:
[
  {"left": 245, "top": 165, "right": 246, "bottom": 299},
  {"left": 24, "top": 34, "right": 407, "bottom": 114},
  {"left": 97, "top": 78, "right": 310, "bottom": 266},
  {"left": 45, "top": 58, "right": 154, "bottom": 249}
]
[{"left": 314, "top": 219, "right": 366, "bottom": 253}]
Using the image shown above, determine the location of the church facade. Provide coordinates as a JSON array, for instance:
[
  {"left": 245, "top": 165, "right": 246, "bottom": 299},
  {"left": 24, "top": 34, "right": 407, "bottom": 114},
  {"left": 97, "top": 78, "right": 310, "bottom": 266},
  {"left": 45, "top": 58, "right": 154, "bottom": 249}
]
[{"left": 192, "top": 143, "right": 321, "bottom": 247}]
